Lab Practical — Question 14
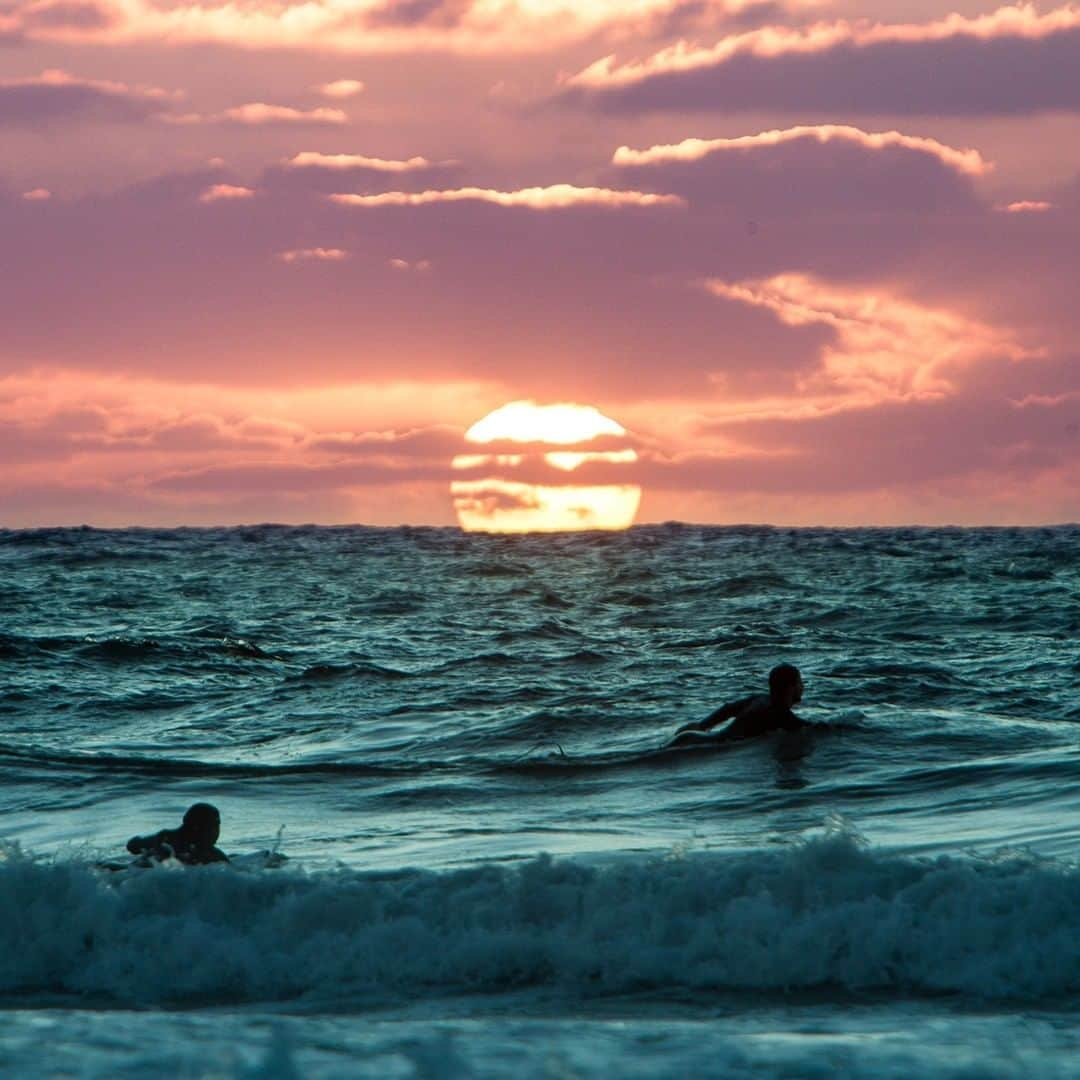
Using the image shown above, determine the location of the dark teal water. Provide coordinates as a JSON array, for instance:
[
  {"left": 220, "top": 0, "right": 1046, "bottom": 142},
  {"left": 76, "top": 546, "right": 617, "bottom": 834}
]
[{"left": 2, "top": 524, "right": 1078, "bottom": 1077}]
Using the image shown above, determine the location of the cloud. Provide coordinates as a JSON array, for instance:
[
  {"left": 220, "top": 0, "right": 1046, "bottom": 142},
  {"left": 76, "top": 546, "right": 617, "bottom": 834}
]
[
  {"left": 278, "top": 247, "right": 349, "bottom": 261},
  {"left": 2, "top": 0, "right": 811, "bottom": 54},
  {"left": 315, "top": 78, "right": 365, "bottom": 98},
  {"left": 388, "top": 257, "right": 430, "bottom": 271},
  {"left": 268, "top": 151, "right": 462, "bottom": 194},
  {"left": 222, "top": 103, "right": 348, "bottom": 125},
  {"left": 199, "top": 183, "right": 256, "bottom": 202},
  {"left": 0, "top": 406, "right": 109, "bottom": 463},
  {"left": 608, "top": 125, "right": 988, "bottom": 215},
  {"left": 0, "top": 376, "right": 470, "bottom": 523},
  {"left": 705, "top": 273, "right": 1036, "bottom": 407},
  {"left": 148, "top": 459, "right": 447, "bottom": 494},
  {"left": 330, "top": 184, "right": 684, "bottom": 209},
  {"left": 308, "top": 424, "right": 461, "bottom": 457},
  {"left": 0, "top": 399, "right": 299, "bottom": 464},
  {"left": 0, "top": 152, "right": 1010, "bottom": 404},
  {"left": 613, "top": 126, "right": 991, "bottom": 178},
  {"left": 22, "top": 187, "right": 51, "bottom": 200},
  {"left": 999, "top": 200, "right": 1053, "bottom": 212},
  {"left": 363, "top": 0, "right": 472, "bottom": 30},
  {"left": 687, "top": 386, "right": 1080, "bottom": 496},
  {"left": 7, "top": 0, "right": 115, "bottom": 31},
  {"left": 1, "top": 148, "right": 1075, "bottom": 433},
  {"left": 0, "top": 68, "right": 175, "bottom": 127},
  {"left": 562, "top": 4, "right": 1080, "bottom": 114},
  {"left": 145, "top": 422, "right": 464, "bottom": 495},
  {"left": 172, "top": 103, "right": 348, "bottom": 126},
  {"left": 285, "top": 151, "right": 436, "bottom": 172}
]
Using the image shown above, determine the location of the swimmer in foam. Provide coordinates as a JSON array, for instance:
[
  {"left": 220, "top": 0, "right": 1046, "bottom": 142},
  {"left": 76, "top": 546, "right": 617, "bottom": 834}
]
[
  {"left": 126, "top": 802, "right": 229, "bottom": 865},
  {"left": 669, "top": 664, "right": 817, "bottom": 747}
]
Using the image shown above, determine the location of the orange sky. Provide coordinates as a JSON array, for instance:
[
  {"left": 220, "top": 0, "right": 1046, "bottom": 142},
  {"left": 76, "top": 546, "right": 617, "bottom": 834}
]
[{"left": 1, "top": 2, "right": 1078, "bottom": 527}]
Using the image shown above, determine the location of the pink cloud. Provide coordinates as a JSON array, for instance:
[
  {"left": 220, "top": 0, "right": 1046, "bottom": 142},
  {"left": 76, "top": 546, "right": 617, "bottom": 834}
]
[
  {"left": 169, "top": 103, "right": 348, "bottom": 126},
  {"left": 563, "top": 4, "right": 1080, "bottom": 114},
  {"left": 278, "top": 247, "right": 349, "bottom": 261},
  {"left": 689, "top": 386, "right": 1080, "bottom": 497},
  {"left": 2, "top": 0, "right": 114, "bottom": 35},
  {"left": 222, "top": 103, "right": 347, "bottom": 125},
  {"left": 285, "top": 152, "right": 437, "bottom": 172},
  {"left": 0, "top": 68, "right": 177, "bottom": 127},
  {"left": 0, "top": 155, "right": 1005, "bottom": 398},
  {"left": 613, "top": 126, "right": 991, "bottom": 178},
  {"left": 199, "top": 183, "right": 256, "bottom": 202},
  {"left": 607, "top": 124, "right": 989, "bottom": 216},
  {"left": 705, "top": 273, "right": 1036, "bottom": 407},
  {"left": 315, "top": 79, "right": 366, "bottom": 98},
  {"left": 149, "top": 460, "right": 445, "bottom": 494},
  {"left": 3, "top": 0, "right": 812, "bottom": 54},
  {"left": 999, "top": 199, "right": 1054, "bottom": 212},
  {"left": 308, "top": 424, "right": 461, "bottom": 457},
  {"left": 330, "top": 184, "right": 684, "bottom": 209},
  {"left": 22, "top": 188, "right": 52, "bottom": 200},
  {"left": 268, "top": 152, "right": 462, "bottom": 196},
  {"left": 0, "top": 377, "right": 472, "bottom": 524}
]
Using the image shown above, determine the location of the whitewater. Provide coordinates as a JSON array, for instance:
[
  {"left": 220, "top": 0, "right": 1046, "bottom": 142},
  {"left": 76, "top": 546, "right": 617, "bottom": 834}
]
[{"left": 1, "top": 524, "right": 1077, "bottom": 1077}]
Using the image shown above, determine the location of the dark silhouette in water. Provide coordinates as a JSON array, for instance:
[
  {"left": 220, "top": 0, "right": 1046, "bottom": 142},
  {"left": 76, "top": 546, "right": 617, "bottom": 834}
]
[
  {"left": 669, "top": 664, "right": 815, "bottom": 747},
  {"left": 126, "top": 802, "right": 228, "bottom": 865}
]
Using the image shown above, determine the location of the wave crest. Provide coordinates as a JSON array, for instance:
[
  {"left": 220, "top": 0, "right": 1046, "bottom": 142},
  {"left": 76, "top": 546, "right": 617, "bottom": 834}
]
[{"left": 2, "top": 834, "right": 1078, "bottom": 1006}]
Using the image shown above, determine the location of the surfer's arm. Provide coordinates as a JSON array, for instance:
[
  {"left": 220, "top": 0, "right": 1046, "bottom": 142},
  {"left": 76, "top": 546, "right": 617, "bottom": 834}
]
[
  {"left": 673, "top": 702, "right": 737, "bottom": 738},
  {"left": 697, "top": 697, "right": 749, "bottom": 732},
  {"left": 126, "top": 829, "right": 171, "bottom": 857}
]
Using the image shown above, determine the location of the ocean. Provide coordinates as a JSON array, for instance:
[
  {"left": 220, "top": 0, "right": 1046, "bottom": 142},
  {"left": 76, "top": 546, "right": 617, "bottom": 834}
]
[{"left": 1, "top": 523, "right": 1078, "bottom": 1078}]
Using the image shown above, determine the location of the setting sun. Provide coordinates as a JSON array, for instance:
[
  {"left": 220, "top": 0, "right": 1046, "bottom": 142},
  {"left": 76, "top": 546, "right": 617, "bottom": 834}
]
[
  {"left": 451, "top": 400, "right": 642, "bottom": 532},
  {"left": 464, "top": 401, "right": 629, "bottom": 445}
]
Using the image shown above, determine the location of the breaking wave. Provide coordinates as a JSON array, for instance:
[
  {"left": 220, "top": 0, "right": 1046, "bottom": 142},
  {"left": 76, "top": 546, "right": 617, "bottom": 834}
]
[{"left": 4, "top": 831, "right": 1078, "bottom": 1007}]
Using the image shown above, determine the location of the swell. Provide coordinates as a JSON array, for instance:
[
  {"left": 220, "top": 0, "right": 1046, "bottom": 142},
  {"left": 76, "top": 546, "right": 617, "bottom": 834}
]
[
  {"left": 0, "top": 632, "right": 286, "bottom": 666},
  {"left": 3, "top": 727, "right": 1077, "bottom": 793},
  {"left": 0, "top": 745, "right": 435, "bottom": 781}
]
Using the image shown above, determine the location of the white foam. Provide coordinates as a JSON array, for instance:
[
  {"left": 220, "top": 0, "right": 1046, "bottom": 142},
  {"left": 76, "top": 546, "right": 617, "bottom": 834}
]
[{"left": 2, "top": 832, "right": 1078, "bottom": 1005}]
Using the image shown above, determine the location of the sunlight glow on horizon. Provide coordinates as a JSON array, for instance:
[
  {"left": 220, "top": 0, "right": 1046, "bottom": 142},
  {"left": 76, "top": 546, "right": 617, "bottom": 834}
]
[{"left": 452, "top": 479, "right": 642, "bottom": 533}]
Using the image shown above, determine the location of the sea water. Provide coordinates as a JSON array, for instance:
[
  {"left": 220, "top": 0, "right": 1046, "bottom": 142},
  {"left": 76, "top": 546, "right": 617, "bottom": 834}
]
[{"left": 1, "top": 524, "right": 1077, "bottom": 1077}]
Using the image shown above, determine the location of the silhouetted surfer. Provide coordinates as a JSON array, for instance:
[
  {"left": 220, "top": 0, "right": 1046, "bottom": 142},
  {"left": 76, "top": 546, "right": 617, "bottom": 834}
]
[
  {"left": 126, "top": 802, "right": 228, "bottom": 865},
  {"left": 669, "top": 664, "right": 813, "bottom": 746}
]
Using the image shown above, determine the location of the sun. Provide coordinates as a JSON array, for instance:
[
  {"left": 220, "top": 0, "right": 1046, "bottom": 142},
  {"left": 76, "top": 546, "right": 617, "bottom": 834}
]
[{"left": 451, "top": 401, "right": 642, "bottom": 533}]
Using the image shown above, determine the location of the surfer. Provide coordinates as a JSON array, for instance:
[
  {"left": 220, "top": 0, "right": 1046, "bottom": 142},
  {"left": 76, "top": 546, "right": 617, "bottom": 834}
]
[
  {"left": 126, "top": 802, "right": 229, "bottom": 865},
  {"left": 669, "top": 663, "right": 813, "bottom": 746}
]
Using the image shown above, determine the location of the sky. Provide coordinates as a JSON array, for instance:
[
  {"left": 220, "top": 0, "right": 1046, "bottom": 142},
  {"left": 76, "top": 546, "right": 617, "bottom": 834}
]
[{"left": 1, "top": 0, "right": 1078, "bottom": 528}]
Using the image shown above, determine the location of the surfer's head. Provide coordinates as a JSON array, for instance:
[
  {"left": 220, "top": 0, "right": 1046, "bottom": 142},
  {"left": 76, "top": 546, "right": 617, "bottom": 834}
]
[
  {"left": 769, "top": 664, "right": 803, "bottom": 707},
  {"left": 181, "top": 802, "right": 221, "bottom": 846}
]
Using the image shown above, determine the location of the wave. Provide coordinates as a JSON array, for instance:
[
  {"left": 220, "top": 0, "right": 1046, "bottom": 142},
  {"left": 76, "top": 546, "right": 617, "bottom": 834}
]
[
  {"left": 287, "top": 661, "right": 409, "bottom": 682},
  {"left": 0, "top": 744, "right": 429, "bottom": 781},
  {"left": 3, "top": 831, "right": 1078, "bottom": 1007},
  {"left": 0, "top": 632, "right": 283, "bottom": 666}
]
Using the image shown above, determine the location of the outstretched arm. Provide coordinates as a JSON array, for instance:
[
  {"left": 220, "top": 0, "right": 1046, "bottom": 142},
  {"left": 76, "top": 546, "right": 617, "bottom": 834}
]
[
  {"left": 126, "top": 830, "right": 170, "bottom": 857},
  {"left": 673, "top": 697, "right": 745, "bottom": 738},
  {"left": 698, "top": 700, "right": 741, "bottom": 732}
]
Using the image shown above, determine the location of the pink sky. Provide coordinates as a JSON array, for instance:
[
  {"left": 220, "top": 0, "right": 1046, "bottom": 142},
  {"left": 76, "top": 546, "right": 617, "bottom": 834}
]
[{"left": 1, "top": 0, "right": 1078, "bottom": 527}]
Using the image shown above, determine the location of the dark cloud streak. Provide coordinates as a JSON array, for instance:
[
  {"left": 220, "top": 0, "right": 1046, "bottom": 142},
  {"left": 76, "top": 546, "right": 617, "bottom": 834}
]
[{"left": 564, "top": 25, "right": 1080, "bottom": 115}]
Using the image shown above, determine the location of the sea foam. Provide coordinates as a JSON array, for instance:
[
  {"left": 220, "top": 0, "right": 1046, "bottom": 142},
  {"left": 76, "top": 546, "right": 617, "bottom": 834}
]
[{"left": 4, "top": 831, "right": 1078, "bottom": 1006}]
